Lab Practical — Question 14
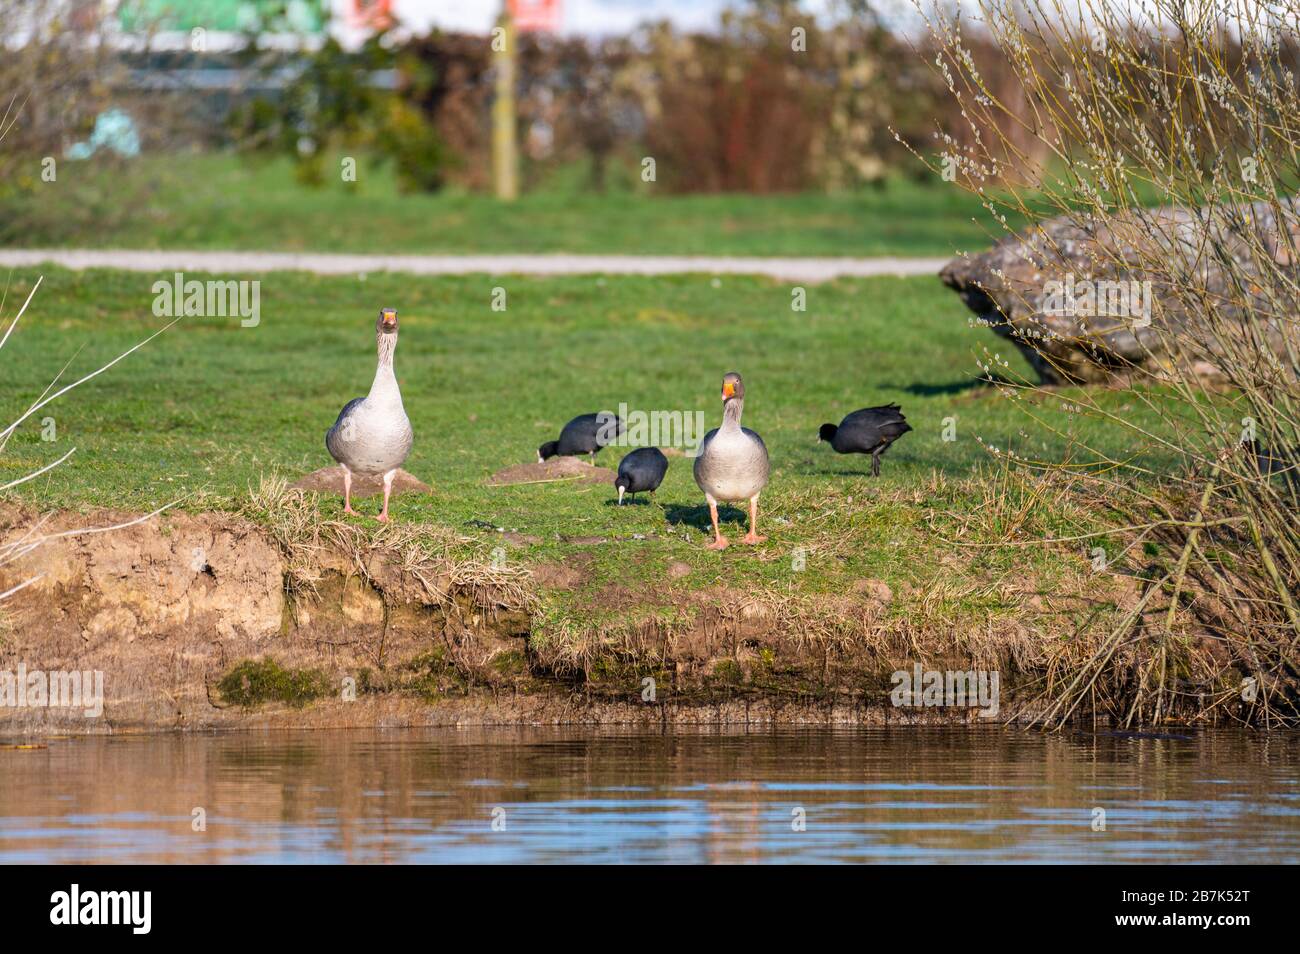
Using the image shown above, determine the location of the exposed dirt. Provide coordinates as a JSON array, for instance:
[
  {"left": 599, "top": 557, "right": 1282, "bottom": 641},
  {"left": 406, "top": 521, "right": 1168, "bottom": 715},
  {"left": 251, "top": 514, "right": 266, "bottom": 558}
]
[
  {"left": 853, "top": 578, "right": 893, "bottom": 605},
  {"left": 127, "top": 693, "right": 1006, "bottom": 730},
  {"left": 1, "top": 506, "right": 288, "bottom": 733},
  {"left": 531, "top": 554, "right": 593, "bottom": 590},
  {"left": 0, "top": 503, "right": 1142, "bottom": 735},
  {"left": 487, "top": 457, "right": 616, "bottom": 487},
  {"left": 292, "top": 466, "right": 430, "bottom": 498}
]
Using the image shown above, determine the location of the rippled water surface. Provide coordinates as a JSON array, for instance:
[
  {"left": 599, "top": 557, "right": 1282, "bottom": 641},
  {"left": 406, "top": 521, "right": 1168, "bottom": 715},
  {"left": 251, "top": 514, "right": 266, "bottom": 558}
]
[{"left": 2, "top": 727, "right": 1298, "bottom": 863}]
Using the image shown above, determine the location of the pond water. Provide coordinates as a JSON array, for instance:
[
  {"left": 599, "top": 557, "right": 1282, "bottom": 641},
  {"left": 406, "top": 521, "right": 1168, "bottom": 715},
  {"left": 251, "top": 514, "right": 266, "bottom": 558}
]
[{"left": 2, "top": 727, "right": 1298, "bottom": 864}]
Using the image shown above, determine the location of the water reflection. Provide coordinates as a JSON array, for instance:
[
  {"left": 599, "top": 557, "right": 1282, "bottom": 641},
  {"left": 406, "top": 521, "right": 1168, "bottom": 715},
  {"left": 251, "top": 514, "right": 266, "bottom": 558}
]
[{"left": 1, "top": 727, "right": 1297, "bottom": 863}]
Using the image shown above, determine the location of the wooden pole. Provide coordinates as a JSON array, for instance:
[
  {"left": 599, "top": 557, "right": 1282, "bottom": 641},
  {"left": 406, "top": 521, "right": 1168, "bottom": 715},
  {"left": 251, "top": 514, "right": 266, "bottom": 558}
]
[{"left": 492, "top": 9, "right": 518, "bottom": 201}]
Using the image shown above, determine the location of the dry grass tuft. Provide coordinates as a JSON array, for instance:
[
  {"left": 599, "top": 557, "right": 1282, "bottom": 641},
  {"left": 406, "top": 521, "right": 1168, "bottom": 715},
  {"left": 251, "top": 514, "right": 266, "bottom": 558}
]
[{"left": 243, "top": 474, "right": 538, "bottom": 615}]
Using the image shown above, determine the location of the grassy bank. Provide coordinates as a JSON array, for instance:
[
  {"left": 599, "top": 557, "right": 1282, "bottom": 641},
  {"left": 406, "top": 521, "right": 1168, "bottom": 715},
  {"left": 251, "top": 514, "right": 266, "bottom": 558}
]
[
  {"left": 0, "top": 266, "right": 1178, "bottom": 674},
  {"left": 1, "top": 153, "right": 1023, "bottom": 257}
]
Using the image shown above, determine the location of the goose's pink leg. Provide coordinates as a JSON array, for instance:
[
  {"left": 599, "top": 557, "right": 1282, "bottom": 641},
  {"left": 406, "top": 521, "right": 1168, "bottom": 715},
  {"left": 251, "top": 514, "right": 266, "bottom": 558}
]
[
  {"left": 705, "top": 495, "right": 728, "bottom": 550},
  {"left": 376, "top": 470, "right": 396, "bottom": 523},
  {"left": 743, "top": 495, "right": 767, "bottom": 545},
  {"left": 341, "top": 466, "right": 358, "bottom": 516}
]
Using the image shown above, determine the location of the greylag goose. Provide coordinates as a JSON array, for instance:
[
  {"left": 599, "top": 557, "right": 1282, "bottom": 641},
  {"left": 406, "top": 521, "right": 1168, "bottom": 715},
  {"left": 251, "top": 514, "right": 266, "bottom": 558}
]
[
  {"left": 325, "top": 307, "right": 414, "bottom": 522},
  {"left": 538, "top": 412, "right": 624, "bottom": 464},
  {"left": 819, "top": 404, "right": 912, "bottom": 476},
  {"left": 615, "top": 447, "right": 668, "bottom": 504},
  {"left": 693, "top": 372, "right": 769, "bottom": 549}
]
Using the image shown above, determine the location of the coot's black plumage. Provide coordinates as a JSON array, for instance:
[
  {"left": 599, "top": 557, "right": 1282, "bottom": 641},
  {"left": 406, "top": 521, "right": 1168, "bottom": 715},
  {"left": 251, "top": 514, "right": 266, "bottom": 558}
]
[
  {"left": 1244, "top": 439, "right": 1300, "bottom": 491},
  {"left": 538, "top": 412, "right": 624, "bottom": 463},
  {"left": 819, "top": 403, "right": 912, "bottom": 477},
  {"left": 615, "top": 447, "right": 669, "bottom": 504}
]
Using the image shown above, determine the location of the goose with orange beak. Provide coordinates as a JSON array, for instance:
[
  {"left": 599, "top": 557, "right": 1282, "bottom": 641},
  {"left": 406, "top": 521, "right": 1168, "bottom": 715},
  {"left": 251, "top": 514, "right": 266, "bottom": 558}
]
[
  {"left": 692, "top": 372, "right": 770, "bottom": 549},
  {"left": 325, "top": 307, "right": 414, "bottom": 522}
]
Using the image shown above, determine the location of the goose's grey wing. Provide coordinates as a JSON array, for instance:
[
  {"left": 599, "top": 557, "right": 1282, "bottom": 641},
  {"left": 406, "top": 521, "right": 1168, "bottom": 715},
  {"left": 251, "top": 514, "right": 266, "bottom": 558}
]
[
  {"left": 326, "top": 397, "right": 366, "bottom": 461},
  {"left": 693, "top": 428, "right": 720, "bottom": 481},
  {"left": 742, "top": 427, "right": 771, "bottom": 483}
]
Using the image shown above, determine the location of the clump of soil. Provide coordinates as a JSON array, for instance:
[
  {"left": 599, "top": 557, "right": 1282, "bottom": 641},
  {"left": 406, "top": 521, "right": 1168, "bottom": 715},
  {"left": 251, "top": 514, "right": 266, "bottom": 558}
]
[
  {"left": 527, "top": 561, "right": 590, "bottom": 590},
  {"left": 502, "top": 532, "right": 542, "bottom": 546},
  {"left": 292, "top": 467, "right": 430, "bottom": 498},
  {"left": 853, "top": 578, "right": 893, "bottom": 605},
  {"left": 487, "top": 457, "right": 615, "bottom": 487}
]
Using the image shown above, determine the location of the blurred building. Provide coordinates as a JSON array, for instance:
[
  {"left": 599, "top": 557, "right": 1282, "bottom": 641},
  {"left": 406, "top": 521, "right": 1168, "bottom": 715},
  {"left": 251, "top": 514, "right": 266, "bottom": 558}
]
[
  {"left": 100, "top": 0, "right": 733, "bottom": 46},
  {"left": 3, "top": 2, "right": 921, "bottom": 48}
]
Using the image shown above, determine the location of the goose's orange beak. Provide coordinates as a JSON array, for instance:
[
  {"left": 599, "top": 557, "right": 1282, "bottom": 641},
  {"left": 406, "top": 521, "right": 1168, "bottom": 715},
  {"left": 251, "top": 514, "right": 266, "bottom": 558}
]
[
  {"left": 381, "top": 310, "right": 397, "bottom": 327},
  {"left": 722, "top": 381, "right": 735, "bottom": 400}
]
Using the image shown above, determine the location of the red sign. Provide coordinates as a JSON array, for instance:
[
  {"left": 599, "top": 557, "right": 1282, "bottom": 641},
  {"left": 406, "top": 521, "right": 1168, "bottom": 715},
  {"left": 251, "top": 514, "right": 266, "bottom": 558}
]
[
  {"left": 344, "top": 0, "right": 394, "bottom": 30},
  {"left": 509, "top": 0, "right": 561, "bottom": 32}
]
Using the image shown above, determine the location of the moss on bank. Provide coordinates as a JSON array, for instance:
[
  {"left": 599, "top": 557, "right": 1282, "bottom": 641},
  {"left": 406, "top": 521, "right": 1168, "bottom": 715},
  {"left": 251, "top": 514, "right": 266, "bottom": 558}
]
[{"left": 216, "top": 659, "right": 331, "bottom": 708}]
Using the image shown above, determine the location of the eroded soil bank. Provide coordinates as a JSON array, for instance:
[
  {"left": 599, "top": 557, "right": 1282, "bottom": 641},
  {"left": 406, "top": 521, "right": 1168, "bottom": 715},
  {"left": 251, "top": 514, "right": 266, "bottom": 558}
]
[{"left": 0, "top": 504, "right": 1120, "bottom": 734}]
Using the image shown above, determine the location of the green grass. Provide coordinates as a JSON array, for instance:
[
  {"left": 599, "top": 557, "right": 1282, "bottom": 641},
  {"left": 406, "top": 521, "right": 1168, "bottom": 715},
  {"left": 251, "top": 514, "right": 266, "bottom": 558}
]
[
  {"left": 0, "top": 267, "right": 1172, "bottom": 641},
  {"left": 2, "top": 152, "right": 1023, "bottom": 258}
]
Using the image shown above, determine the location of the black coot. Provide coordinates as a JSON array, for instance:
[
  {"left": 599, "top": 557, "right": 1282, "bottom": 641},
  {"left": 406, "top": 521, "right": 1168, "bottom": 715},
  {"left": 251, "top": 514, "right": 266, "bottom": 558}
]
[
  {"left": 818, "top": 404, "right": 912, "bottom": 477},
  {"left": 614, "top": 447, "right": 669, "bottom": 504},
  {"left": 1245, "top": 439, "right": 1299, "bottom": 492},
  {"left": 538, "top": 412, "right": 624, "bottom": 463}
]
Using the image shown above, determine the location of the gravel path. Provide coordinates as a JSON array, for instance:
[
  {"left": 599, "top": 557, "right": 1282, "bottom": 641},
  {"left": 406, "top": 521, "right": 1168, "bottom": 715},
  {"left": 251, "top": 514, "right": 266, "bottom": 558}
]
[{"left": 0, "top": 249, "right": 948, "bottom": 283}]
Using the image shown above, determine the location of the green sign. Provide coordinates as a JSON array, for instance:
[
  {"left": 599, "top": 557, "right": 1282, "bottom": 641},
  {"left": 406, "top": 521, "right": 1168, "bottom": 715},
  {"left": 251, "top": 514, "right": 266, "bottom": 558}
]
[{"left": 118, "top": 0, "right": 329, "bottom": 33}]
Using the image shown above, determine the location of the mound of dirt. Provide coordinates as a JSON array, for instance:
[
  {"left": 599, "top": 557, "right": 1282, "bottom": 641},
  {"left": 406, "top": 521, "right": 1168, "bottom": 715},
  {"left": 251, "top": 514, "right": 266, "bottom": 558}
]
[
  {"left": 292, "top": 467, "right": 430, "bottom": 498},
  {"left": 531, "top": 561, "right": 590, "bottom": 590},
  {"left": 487, "top": 457, "right": 615, "bottom": 487}
]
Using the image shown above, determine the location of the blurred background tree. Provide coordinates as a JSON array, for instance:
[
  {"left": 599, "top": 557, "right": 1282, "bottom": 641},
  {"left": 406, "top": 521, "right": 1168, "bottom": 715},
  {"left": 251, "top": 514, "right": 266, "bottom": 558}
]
[
  {"left": 0, "top": 0, "right": 1089, "bottom": 226},
  {"left": 0, "top": 0, "right": 134, "bottom": 241},
  {"left": 211, "top": 0, "right": 968, "bottom": 196}
]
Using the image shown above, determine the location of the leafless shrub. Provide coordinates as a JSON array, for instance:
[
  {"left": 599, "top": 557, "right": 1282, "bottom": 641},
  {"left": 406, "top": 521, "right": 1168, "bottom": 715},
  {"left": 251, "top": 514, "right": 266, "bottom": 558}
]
[{"left": 917, "top": 0, "right": 1300, "bottom": 727}]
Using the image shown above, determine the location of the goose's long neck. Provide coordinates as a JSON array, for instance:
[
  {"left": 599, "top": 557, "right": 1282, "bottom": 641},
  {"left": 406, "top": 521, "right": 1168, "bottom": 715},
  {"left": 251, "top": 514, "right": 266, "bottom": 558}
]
[
  {"left": 720, "top": 397, "right": 743, "bottom": 433},
  {"left": 368, "top": 332, "right": 403, "bottom": 407}
]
